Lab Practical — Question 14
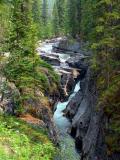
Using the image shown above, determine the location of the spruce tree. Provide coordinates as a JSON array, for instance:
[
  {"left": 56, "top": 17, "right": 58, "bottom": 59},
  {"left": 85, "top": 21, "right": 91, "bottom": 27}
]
[
  {"left": 65, "top": 0, "right": 77, "bottom": 37},
  {"left": 52, "top": 1, "right": 60, "bottom": 36},
  {"left": 0, "top": 0, "right": 11, "bottom": 53},
  {"left": 54, "top": 0, "right": 82, "bottom": 38},
  {"left": 42, "top": 0, "right": 48, "bottom": 25},
  {"left": 4, "top": 0, "right": 41, "bottom": 100}
]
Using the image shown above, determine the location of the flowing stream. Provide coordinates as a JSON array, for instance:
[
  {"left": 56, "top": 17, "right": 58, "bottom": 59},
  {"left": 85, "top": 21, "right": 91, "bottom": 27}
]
[
  {"left": 53, "top": 82, "right": 80, "bottom": 160},
  {"left": 37, "top": 39, "right": 80, "bottom": 160}
]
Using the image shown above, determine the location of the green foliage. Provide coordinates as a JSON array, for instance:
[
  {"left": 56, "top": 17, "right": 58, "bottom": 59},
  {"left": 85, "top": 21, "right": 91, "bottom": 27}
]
[
  {"left": 52, "top": 0, "right": 82, "bottom": 37},
  {"left": 0, "top": 115, "right": 56, "bottom": 160},
  {"left": 0, "top": 0, "right": 11, "bottom": 53},
  {"left": 52, "top": 0, "right": 66, "bottom": 36},
  {"left": 1, "top": 0, "right": 120, "bottom": 156},
  {"left": 66, "top": 0, "right": 81, "bottom": 37},
  {"left": 32, "top": 0, "right": 54, "bottom": 39},
  {"left": 89, "top": 0, "right": 120, "bottom": 155},
  {"left": 101, "top": 79, "right": 120, "bottom": 154},
  {"left": 52, "top": 0, "right": 120, "bottom": 156},
  {"left": 2, "top": 0, "right": 59, "bottom": 105}
]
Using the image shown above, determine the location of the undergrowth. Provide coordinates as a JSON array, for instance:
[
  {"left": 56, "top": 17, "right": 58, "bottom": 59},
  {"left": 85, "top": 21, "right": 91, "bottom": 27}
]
[{"left": 0, "top": 115, "right": 56, "bottom": 160}]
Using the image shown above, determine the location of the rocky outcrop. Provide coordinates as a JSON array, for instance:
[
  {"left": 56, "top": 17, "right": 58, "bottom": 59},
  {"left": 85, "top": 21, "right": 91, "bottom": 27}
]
[
  {"left": 53, "top": 38, "right": 92, "bottom": 56},
  {"left": 0, "top": 77, "right": 58, "bottom": 144},
  {"left": 64, "top": 69, "right": 107, "bottom": 160},
  {"left": 24, "top": 98, "right": 58, "bottom": 144},
  {"left": 41, "top": 54, "right": 60, "bottom": 66},
  {"left": 53, "top": 38, "right": 120, "bottom": 159},
  {"left": 0, "top": 78, "right": 20, "bottom": 115},
  {"left": 66, "top": 55, "right": 88, "bottom": 70},
  {"left": 53, "top": 37, "right": 81, "bottom": 53},
  {"left": 52, "top": 47, "right": 105, "bottom": 158}
]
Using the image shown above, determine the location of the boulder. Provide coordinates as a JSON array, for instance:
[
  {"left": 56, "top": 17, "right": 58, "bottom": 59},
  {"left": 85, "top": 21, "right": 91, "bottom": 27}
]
[
  {"left": 41, "top": 54, "right": 61, "bottom": 66},
  {"left": 66, "top": 55, "right": 88, "bottom": 70},
  {"left": 53, "top": 38, "right": 81, "bottom": 53},
  {"left": 0, "top": 78, "right": 20, "bottom": 115},
  {"left": 53, "top": 38, "right": 92, "bottom": 56},
  {"left": 64, "top": 90, "right": 83, "bottom": 119}
]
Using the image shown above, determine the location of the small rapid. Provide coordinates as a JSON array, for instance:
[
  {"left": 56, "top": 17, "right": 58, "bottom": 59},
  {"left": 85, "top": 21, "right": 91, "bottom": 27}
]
[{"left": 53, "top": 81, "right": 80, "bottom": 160}]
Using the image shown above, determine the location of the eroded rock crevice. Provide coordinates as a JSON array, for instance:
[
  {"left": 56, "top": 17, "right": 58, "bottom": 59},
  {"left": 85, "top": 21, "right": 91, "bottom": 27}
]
[{"left": 64, "top": 68, "right": 108, "bottom": 160}]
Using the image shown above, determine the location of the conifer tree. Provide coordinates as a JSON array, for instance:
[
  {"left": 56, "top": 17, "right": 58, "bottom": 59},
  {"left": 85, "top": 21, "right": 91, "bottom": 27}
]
[
  {"left": 0, "top": 0, "right": 11, "bottom": 53},
  {"left": 4, "top": 0, "right": 41, "bottom": 100},
  {"left": 91, "top": 0, "right": 120, "bottom": 79},
  {"left": 52, "top": 0, "right": 82, "bottom": 37},
  {"left": 42, "top": 0, "right": 48, "bottom": 25},
  {"left": 32, "top": 0, "right": 42, "bottom": 38},
  {"left": 52, "top": 2, "right": 60, "bottom": 36}
]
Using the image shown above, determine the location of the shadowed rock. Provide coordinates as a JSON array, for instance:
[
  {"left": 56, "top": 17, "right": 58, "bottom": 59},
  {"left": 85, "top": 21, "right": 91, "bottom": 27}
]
[
  {"left": 41, "top": 54, "right": 61, "bottom": 66},
  {"left": 64, "top": 69, "right": 107, "bottom": 160}
]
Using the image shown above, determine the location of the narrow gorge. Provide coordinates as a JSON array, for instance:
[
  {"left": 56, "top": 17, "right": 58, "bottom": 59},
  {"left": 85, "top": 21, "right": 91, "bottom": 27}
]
[
  {"left": 37, "top": 37, "right": 120, "bottom": 160},
  {"left": 37, "top": 38, "right": 101, "bottom": 160},
  {"left": 0, "top": 0, "right": 119, "bottom": 160},
  {"left": 37, "top": 38, "right": 84, "bottom": 160}
]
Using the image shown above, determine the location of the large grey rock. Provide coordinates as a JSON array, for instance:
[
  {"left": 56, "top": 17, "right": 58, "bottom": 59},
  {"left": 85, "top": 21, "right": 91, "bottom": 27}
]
[
  {"left": 53, "top": 38, "right": 81, "bottom": 53},
  {"left": 41, "top": 54, "right": 61, "bottom": 66},
  {"left": 64, "top": 90, "right": 83, "bottom": 119},
  {"left": 53, "top": 38, "right": 92, "bottom": 56},
  {"left": 64, "top": 69, "right": 107, "bottom": 160},
  {"left": 0, "top": 78, "right": 20, "bottom": 115},
  {"left": 66, "top": 55, "right": 88, "bottom": 69}
]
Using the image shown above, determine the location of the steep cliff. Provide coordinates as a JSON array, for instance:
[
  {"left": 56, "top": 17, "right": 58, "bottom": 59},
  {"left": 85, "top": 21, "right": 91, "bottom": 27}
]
[
  {"left": 65, "top": 67, "right": 120, "bottom": 160},
  {"left": 64, "top": 69, "right": 104, "bottom": 159},
  {"left": 56, "top": 37, "right": 120, "bottom": 160}
]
